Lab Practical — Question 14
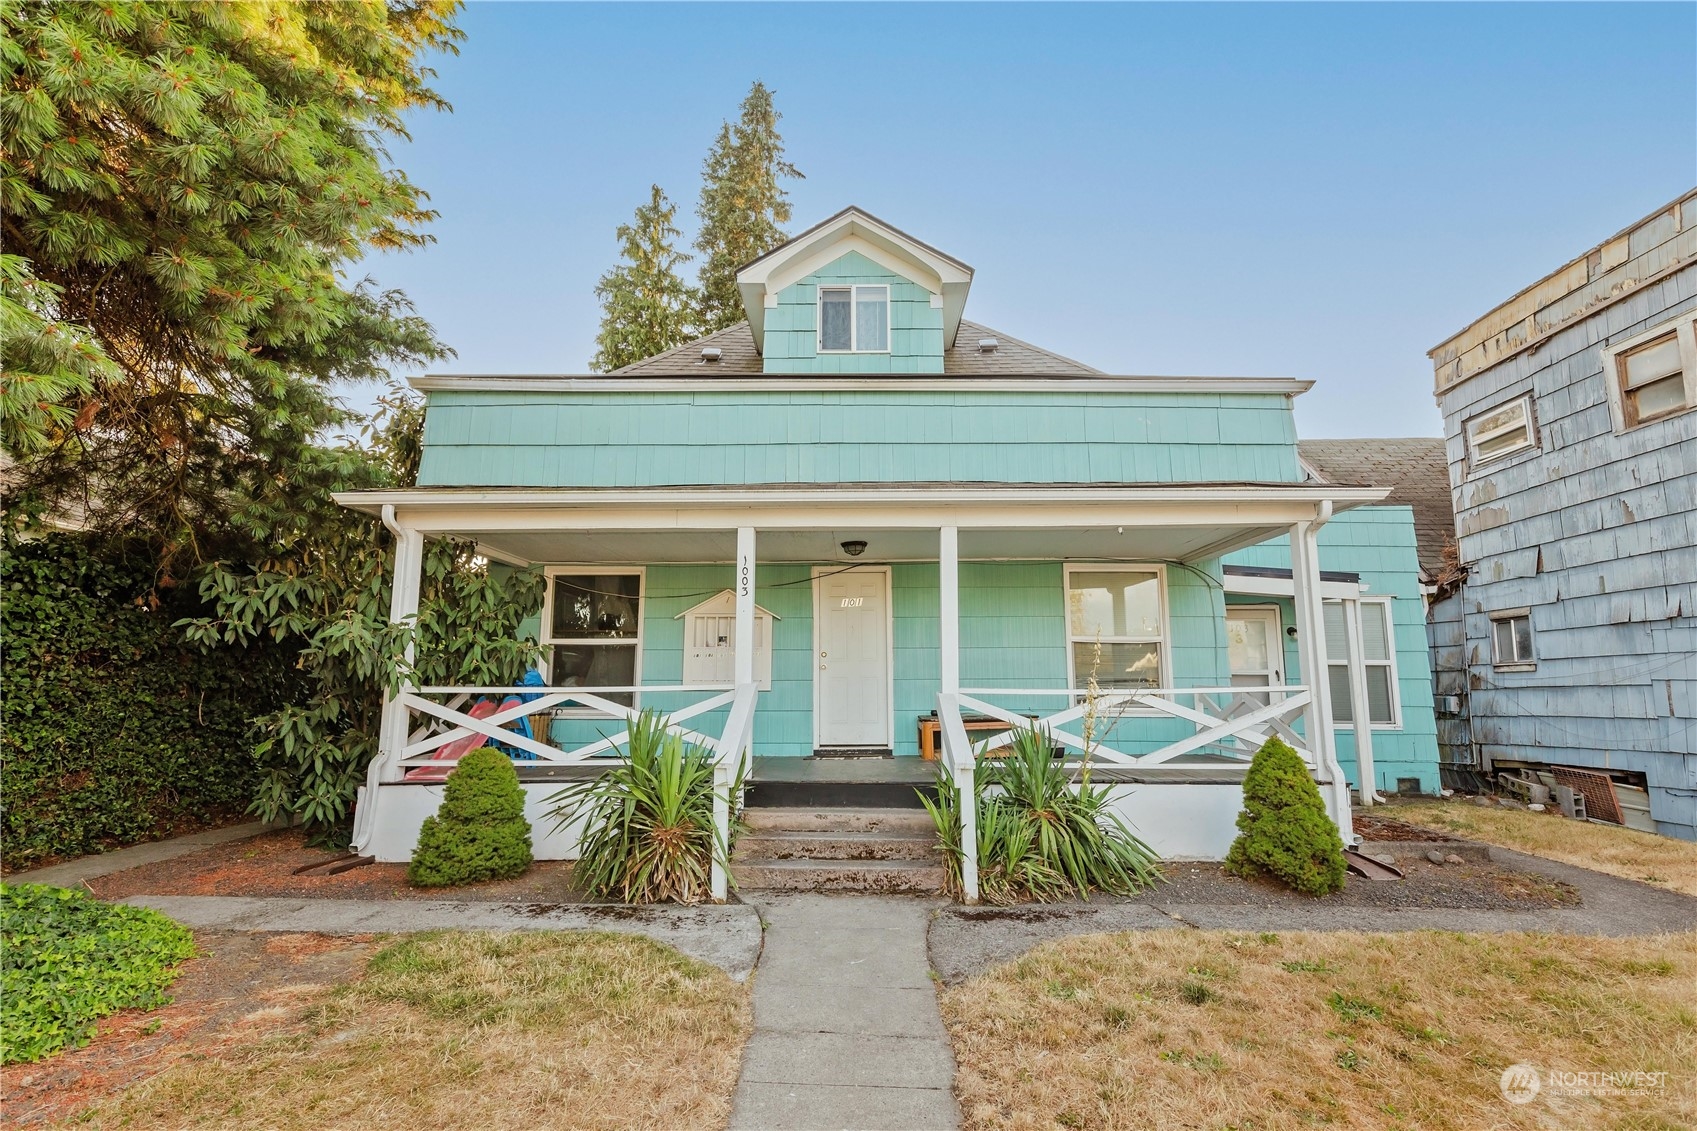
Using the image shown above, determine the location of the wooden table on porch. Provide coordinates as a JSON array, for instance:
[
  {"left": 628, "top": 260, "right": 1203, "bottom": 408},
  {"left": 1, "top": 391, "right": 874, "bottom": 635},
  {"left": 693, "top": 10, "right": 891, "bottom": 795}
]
[{"left": 917, "top": 712, "right": 1037, "bottom": 760}]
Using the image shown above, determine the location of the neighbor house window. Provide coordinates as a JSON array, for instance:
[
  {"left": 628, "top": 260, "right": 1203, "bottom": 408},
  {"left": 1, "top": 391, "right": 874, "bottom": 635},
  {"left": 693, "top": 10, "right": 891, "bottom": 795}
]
[
  {"left": 1611, "top": 326, "right": 1695, "bottom": 429},
  {"left": 1064, "top": 566, "right": 1168, "bottom": 692},
  {"left": 1465, "top": 395, "right": 1536, "bottom": 468},
  {"left": 818, "top": 284, "right": 889, "bottom": 352},
  {"left": 1490, "top": 608, "right": 1535, "bottom": 668},
  {"left": 1323, "top": 600, "right": 1399, "bottom": 726},
  {"left": 542, "top": 568, "right": 643, "bottom": 709}
]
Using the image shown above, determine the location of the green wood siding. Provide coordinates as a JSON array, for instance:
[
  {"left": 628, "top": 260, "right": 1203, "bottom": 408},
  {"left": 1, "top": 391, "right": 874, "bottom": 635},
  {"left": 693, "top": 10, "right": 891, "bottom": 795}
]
[
  {"left": 1224, "top": 506, "right": 1440, "bottom": 793},
  {"left": 762, "top": 251, "right": 945, "bottom": 373},
  {"left": 417, "top": 390, "right": 1303, "bottom": 486}
]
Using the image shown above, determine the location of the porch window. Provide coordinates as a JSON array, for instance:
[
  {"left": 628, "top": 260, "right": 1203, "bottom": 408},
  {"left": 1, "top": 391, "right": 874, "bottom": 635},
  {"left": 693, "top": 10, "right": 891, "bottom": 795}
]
[
  {"left": 1324, "top": 600, "right": 1398, "bottom": 726},
  {"left": 542, "top": 569, "right": 643, "bottom": 709},
  {"left": 818, "top": 285, "right": 889, "bottom": 352},
  {"left": 1064, "top": 567, "right": 1167, "bottom": 691}
]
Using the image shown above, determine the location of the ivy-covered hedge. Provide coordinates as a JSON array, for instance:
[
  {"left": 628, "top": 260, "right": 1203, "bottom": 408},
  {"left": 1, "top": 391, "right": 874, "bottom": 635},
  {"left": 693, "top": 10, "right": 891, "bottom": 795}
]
[{"left": 1, "top": 534, "right": 301, "bottom": 870}]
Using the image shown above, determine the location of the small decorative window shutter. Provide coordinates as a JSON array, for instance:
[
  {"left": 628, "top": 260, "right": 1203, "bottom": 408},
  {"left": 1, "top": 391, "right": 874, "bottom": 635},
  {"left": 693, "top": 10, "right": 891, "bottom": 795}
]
[{"left": 676, "top": 591, "right": 777, "bottom": 690}]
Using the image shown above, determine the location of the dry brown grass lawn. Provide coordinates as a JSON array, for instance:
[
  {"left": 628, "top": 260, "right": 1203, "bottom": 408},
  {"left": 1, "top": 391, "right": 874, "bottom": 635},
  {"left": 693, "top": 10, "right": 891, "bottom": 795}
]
[
  {"left": 70, "top": 930, "right": 751, "bottom": 1130},
  {"left": 1390, "top": 800, "right": 1697, "bottom": 897},
  {"left": 942, "top": 929, "right": 1697, "bottom": 1131}
]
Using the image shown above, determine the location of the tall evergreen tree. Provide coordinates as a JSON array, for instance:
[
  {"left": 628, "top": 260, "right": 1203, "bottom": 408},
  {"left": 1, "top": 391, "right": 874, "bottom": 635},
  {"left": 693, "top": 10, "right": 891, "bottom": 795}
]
[
  {"left": 693, "top": 82, "right": 803, "bottom": 332},
  {"left": 0, "top": 0, "right": 461, "bottom": 566},
  {"left": 590, "top": 185, "right": 696, "bottom": 371}
]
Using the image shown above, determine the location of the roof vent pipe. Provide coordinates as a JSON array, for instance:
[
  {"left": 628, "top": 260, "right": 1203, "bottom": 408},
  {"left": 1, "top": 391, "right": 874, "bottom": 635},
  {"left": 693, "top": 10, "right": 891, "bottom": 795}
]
[
  {"left": 977, "top": 338, "right": 999, "bottom": 353},
  {"left": 701, "top": 346, "right": 722, "bottom": 362}
]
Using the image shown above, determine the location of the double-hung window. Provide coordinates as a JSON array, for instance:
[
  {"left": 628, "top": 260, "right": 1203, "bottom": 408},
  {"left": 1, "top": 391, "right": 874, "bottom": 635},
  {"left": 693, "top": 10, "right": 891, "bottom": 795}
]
[
  {"left": 1064, "top": 567, "right": 1168, "bottom": 692},
  {"left": 542, "top": 569, "right": 643, "bottom": 709},
  {"left": 1323, "top": 600, "right": 1399, "bottom": 726},
  {"left": 1603, "top": 319, "right": 1697, "bottom": 431},
  {"left": 818, "top": 285, "right": 889, "bottom": 352},
  {"left": 1465, "top": 395, "right": 1536, "bottom": 468},
  {"left": 1490, "top": 608, "right": 1535, "bottom": 669}
]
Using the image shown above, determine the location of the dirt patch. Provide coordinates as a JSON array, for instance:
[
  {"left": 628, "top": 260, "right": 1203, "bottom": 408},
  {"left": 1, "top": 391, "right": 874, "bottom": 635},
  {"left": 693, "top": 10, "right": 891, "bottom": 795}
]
[
  {"left": 84, "top": 829, "right": 590, "bottom": 903},
  {"left": 1353, "top": 812, "right": 1460, "bottom": 842},
  {"left": 1144, "top": 859, "right": 1579, "bottom": 911},
  {"left": 1, "top": 931, "right": 375, "bottom": 1127}
]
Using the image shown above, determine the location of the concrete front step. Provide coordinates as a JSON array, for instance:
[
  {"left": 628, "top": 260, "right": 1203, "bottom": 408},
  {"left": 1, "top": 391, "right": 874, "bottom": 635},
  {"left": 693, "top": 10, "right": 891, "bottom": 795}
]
[
  {"left": 741, "top": 807, "right": 937, "bottom": 835},
  {"left": 733, "top": 858, "right": 948, "bottom": 895},
  {"left": 734, "top": 830, "right": 940, "bottom": 863}
]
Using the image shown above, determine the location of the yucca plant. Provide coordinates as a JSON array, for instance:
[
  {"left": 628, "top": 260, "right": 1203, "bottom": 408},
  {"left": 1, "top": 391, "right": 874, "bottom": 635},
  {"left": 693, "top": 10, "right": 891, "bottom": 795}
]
[
  {"left": 922, "top": 723, "right": 1163, "bottom": 904},
  {"left": 546, "top": 710, "right": 738, "bottom": 904}
]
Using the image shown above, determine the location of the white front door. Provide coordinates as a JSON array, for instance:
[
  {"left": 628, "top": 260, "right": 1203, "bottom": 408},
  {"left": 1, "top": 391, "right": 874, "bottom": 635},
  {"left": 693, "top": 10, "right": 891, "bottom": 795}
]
[
  {"left": 1226, "top": 607, "right": 1283, "bottom": 696},
  {"left": 815, "top": 567, "right": 891, "bottom": 747}
]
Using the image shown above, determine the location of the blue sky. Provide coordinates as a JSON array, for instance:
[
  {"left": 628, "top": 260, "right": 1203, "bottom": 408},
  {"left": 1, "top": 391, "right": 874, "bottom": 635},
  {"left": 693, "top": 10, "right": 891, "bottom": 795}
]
[{"left": 360, "top": 2, "right": 1696, "bottom": 438}]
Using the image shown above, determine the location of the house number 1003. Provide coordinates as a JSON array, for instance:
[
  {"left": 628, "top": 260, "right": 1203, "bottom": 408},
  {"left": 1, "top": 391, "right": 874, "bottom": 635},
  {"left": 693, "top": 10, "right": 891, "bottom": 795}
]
[{"left": 840, "top": 597, "right": 864, "bottom": 608}]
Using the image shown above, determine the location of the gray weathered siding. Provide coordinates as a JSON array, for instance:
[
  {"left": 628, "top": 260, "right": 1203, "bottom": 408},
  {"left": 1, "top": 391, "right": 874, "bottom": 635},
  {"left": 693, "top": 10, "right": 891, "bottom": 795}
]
[{"left": 1431, "top": 191, "right": 1697, "bottom": 840}]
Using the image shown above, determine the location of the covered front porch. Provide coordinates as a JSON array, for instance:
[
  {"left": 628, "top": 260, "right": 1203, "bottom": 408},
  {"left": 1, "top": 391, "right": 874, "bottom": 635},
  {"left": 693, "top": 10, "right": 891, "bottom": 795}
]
[{"left": 337, "top": 483, "right": 1386, "bottom": 902}]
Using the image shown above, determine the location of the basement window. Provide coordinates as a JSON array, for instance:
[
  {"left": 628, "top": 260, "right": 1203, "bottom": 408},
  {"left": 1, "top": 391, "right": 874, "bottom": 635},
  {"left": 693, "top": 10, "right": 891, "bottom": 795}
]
[
  {"left": 1465, "top": 396, "right": 1535, "bottom": 468},
  {"left": 1490, "top": 608, "right": 1535, "bottom": 669},
  {"left": 818, "top": 285, "right": 889, "bottom": 353}
]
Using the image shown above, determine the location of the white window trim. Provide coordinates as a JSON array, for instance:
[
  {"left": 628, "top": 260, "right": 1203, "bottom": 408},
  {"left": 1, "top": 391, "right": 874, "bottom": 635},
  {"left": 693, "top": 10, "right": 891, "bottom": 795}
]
[
  {"left": 1488, "top": 605, "right": 1536, "bottom": 671},
  {"left": 540, "top": 565, "right": 645, "bottom": 715},
  {"left": 1464, "top": 394, "right": 1537, "bottom": 471},
  {"left": 1601, "top": 317, "right": 1697, "bottom": 433},
  {"left": 1062, "top": 564, "right": 1173, "bottom": 708},
  {"left": 816, "top": 283, "right": 892, "bottom": 354},
  {"left": 1323, "top": 598, "right": 1403, "bottom": 730}
]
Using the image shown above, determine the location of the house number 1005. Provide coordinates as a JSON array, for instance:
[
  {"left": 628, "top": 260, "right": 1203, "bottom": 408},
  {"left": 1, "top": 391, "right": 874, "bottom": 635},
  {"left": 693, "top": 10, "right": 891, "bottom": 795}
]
[{"left": 840, "top": 597, "right": 864, "bottom": 608}]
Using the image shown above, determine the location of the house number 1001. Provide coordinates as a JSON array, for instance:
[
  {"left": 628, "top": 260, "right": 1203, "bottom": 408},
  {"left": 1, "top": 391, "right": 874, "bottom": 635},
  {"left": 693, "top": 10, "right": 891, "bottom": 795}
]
[{"left": 840, "top": 597, "right": 864, "bottom": 608}]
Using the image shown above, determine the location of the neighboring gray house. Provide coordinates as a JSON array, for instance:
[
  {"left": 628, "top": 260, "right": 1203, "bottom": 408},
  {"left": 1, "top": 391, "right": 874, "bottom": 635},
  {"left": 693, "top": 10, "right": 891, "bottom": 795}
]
[{"left": 1427, "top": 189, "right": 1697, "bottom": 840}]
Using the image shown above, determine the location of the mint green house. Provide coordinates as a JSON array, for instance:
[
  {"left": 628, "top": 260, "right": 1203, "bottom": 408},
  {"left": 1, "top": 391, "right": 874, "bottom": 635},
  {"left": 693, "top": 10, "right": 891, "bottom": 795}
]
[{"left": 338, "top": 208, "right": 1438, "bottom": 900}]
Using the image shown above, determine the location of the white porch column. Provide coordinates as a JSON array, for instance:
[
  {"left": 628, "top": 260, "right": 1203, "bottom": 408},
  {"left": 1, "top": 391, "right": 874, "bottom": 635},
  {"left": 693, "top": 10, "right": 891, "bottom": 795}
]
[
  {"left": 734, "top": 527, "right": 756, "bottom": 688},
  {"left": 939, "top": 526, "right": 960, "bottom": 694},
  {"left": 1342, "top": 597, "right": 1377, "bottom": 807},
  {"left": 355, "top": 511, "right": 425, "bottom": 854},
  {"left": 1289, "top": 516, "right": 1355, "bottom": 840}
]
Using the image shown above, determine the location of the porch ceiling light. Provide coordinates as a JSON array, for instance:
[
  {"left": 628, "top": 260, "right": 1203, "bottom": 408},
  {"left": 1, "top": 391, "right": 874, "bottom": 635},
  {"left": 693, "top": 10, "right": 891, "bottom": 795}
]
[{"left": 840, "top": 540, "right": 868, "bottom": 557}]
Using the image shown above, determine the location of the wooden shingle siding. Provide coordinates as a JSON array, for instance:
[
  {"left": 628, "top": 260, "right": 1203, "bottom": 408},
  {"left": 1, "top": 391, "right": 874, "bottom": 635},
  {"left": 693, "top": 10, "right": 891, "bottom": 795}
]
[
  {"left": 416, "top": 389, "right": 1304, "bottom": 487},
  {"left": 1431, "top": 193, "right": 1697, "bottom": 839}
]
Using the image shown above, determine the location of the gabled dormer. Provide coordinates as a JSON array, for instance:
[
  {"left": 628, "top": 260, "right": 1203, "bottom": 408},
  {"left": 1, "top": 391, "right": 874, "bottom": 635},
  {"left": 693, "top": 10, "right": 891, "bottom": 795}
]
[{"left": 735, "top": 207, "right": 974, "bottom": 374}]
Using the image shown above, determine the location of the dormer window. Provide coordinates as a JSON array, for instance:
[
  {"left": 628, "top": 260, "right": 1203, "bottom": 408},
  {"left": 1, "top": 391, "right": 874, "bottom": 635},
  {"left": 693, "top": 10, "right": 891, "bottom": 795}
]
[{"left": 818, "top": 285, "right": 889, "bottom": 352}]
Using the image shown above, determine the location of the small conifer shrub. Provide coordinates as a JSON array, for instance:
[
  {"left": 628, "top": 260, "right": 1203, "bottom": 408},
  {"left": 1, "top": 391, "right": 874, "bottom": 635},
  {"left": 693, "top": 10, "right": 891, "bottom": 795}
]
[
  {"left": 1224, "top": 737, "right": 1347, "bottom": 896},
  {"left": 408, "top": 747, "right": 534, "bottom": 887}
]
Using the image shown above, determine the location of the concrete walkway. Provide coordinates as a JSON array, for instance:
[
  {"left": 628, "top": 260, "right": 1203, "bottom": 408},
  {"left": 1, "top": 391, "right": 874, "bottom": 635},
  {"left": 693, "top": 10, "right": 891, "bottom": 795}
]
[
  {"left": 9, "top": 823, "right": 270, "bottom": 888},
  {"left": 122, "top": 894, "right": 763, "bottom": 981},
  {"left": 730, "top": 894, "right": 959, "bottom": 1131}
]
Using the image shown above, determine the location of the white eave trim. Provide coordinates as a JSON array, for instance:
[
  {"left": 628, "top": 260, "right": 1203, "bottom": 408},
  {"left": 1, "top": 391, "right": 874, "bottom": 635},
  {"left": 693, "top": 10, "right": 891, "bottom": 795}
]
[
  {"left": 408, "top": 375, "right": 1316, "bottom": 396},
  {"left": 335, "top": 483, "right": 1390, "bottom": 514},
  {"left": 1224, "top": 573, "right": 1364, "bottom": 600}
]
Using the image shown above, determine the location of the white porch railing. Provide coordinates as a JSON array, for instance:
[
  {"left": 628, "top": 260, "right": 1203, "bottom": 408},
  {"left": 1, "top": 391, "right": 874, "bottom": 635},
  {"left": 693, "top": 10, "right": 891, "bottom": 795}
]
[
  {"left": 935, "top": 685, "right": 1324, "bottom": 905},
  {"left": 353, "top": 681, "right": 757, "bottom": 900},
  {"left": 954, "top": 686, "right": 1317, "bottom": 766}
]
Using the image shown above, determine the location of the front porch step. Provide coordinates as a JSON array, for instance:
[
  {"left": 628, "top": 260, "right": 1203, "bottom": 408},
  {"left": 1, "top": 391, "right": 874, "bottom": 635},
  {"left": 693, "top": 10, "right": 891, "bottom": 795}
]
[
  {"left": 732, "top": 858, "right": 947, "bottom": 895},
  {"left": 744, "top": 779, "right": 937, "bottom": 809},
  {"left": 741, "top": 807, "right": 938, "bottom": 835},
  {"left": 733, "top": 829, "right": 939, "bottom": 862}
]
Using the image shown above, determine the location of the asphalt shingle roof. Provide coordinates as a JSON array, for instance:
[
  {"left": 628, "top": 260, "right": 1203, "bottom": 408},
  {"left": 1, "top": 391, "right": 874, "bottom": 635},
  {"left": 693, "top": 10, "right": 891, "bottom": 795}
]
[
  {"left": 610, "top": 320, "right": 1101, "bottom": 377},
  {"left": 1298, "top": 438, "right": 1455, "bottom": 580}
]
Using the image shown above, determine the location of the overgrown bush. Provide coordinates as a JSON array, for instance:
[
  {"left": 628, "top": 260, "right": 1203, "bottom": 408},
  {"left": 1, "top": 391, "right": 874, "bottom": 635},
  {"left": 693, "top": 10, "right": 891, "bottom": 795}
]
[
  {"left": 1225, "top": 737, "right": 1348, "bottom": 895},
  {"left": 546, "top": 710, "right": 736, "bottom": 904},
  {"left": 1, "top": 533, "right": 301, "bottom": 869},
  {"left": 0, "top": 883, "right": 196, "bottom": 1064},
  {"left": 924, "top": 725, "right": 1163, "bottom": 904},
  {"left": 408, "top": 747, "right": 534, "bottom": 886}
]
